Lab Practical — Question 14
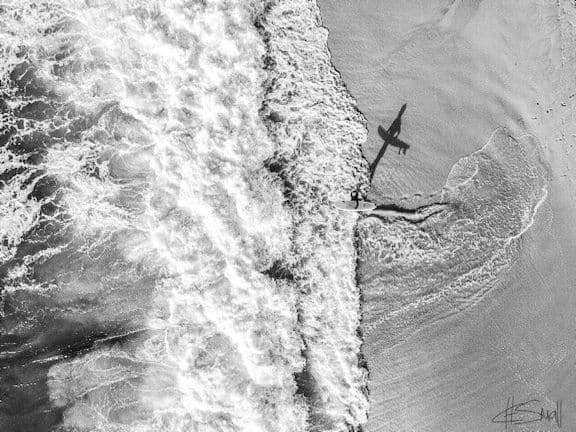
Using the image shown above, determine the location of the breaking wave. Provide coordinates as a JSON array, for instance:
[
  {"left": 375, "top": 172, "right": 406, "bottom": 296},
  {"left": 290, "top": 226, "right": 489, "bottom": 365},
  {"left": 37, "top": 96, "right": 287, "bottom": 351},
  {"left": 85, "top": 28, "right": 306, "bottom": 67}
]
[{"left": 0, "top": 1, "right": 368, "bottom": 432}]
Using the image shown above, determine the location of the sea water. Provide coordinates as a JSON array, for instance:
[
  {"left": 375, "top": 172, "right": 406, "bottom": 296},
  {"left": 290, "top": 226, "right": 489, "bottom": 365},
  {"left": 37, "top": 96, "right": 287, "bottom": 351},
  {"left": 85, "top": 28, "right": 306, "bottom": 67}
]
[{"left": 0, "top": 1, "right": 369, "bottom": 431}]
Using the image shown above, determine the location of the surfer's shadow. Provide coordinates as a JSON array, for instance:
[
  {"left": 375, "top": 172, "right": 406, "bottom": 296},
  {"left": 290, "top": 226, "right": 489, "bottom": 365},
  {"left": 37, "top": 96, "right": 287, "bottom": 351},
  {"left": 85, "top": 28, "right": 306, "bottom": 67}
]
[
  {"left": 369, "top": 103, "right": 411, "bottom": 183},
  {"left": 376, "top": 127, "right": 410, "bottom": 155}
]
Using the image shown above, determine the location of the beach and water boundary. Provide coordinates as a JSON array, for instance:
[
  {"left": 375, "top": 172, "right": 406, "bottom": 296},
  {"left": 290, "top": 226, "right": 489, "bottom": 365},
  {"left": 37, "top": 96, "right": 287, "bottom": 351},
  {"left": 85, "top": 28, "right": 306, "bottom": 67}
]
[{"left": 318, "top": 0, "right": 576, "bottom": 431}]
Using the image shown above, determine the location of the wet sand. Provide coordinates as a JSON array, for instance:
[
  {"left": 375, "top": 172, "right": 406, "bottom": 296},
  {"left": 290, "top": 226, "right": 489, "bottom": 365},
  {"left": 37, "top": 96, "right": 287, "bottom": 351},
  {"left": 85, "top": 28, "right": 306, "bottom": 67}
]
[
  {"left": 318, "top": 0, "right": 556, "bottom": 202},
  {"left": 318, "top": 0, "right": 576, "bottom": 430}
]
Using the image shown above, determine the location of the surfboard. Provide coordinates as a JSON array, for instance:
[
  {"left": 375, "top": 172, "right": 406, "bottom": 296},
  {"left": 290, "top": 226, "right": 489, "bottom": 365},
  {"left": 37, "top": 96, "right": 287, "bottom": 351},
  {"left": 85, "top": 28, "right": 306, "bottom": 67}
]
[{"left": 333, "top": 200, "right": 376, "bottom": 212}]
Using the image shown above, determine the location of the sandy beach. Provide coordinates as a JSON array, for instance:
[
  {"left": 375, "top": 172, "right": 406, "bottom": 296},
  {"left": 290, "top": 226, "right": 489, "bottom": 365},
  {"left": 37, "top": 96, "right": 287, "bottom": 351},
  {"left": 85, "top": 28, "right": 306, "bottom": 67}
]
[{"left": 319, "top": 0, "right": 576, "bottom": 430}]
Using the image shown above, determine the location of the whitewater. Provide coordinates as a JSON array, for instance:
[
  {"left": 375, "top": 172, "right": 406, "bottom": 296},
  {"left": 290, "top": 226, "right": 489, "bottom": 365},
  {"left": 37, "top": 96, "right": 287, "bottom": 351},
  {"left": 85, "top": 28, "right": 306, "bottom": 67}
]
[{"left": 0, "top": 1, "right": 369, "bottom": 432}]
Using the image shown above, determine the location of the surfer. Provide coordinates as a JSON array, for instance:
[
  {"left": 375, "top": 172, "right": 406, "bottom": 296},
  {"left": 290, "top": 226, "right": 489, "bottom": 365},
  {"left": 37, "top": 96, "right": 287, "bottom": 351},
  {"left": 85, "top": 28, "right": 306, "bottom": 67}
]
[
  {"left": 332, "top": 189, "right": 375, "bottom": 212},
  {"left": 351, "top": 190, "right": 360, "bottom": 209}
]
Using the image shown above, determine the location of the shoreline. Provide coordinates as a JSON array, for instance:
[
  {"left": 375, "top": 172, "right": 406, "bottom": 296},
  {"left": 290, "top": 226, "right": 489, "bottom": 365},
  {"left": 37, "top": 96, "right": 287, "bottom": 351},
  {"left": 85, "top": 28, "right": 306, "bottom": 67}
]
[
  {"left": 256, "top": 1, "right": 372, "bottom": 429},
  {"left": 317, "top": 1, "right": 576, "bottom": 431}
]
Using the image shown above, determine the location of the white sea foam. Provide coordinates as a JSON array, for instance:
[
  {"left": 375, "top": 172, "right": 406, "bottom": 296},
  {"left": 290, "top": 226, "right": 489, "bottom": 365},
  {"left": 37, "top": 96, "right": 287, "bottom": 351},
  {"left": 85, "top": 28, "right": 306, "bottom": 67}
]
[
  {"left": 257, "top": 1, "right": 370, "bottom": 430},
  {"left": 1, "top": 1, "right": 367, "bottom": 431}
]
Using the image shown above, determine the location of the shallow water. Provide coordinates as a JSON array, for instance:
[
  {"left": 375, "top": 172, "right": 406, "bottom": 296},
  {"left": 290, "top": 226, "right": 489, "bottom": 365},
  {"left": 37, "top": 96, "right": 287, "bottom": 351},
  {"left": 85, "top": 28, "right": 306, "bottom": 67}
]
[{"left": 358, "top": 129, "right": 548, "bottom": 347}]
